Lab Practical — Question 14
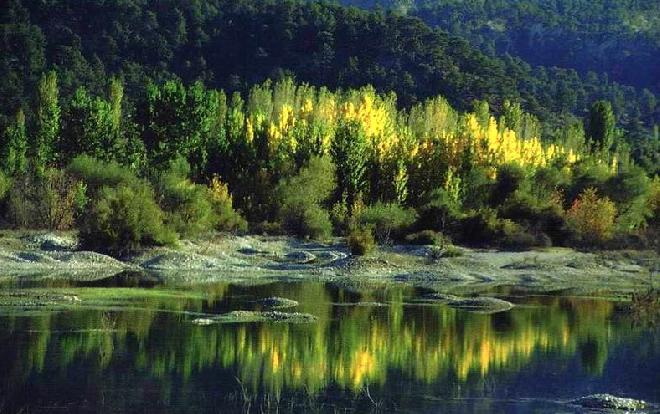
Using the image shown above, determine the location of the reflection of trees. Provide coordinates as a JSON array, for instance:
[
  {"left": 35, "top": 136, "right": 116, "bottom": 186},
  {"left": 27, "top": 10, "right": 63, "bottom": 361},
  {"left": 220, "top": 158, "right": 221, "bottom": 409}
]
[{"left": 0, "top": 285, "right": 631, "bottom": 401}]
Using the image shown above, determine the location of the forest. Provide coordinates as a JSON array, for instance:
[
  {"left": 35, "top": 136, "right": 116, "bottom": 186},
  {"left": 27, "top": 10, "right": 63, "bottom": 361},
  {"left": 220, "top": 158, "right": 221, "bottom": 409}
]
[
  {"left": 337, "top": 0, "right": 660, "bottom": 94},
  {"left": 0, "top": 0, "right": 658, "bottom": 256}
]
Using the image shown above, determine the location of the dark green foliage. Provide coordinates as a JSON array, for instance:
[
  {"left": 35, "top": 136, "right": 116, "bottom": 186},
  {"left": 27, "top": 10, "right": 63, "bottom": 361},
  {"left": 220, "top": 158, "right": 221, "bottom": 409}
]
[
  {"left": 603, "top": 166, "right": 653, "bottom": 232},
  {"left": 1, "top": 110, "right": 28, "bottom": 175},
  {"left": 566, "top": 162, "right": 611, "bottom": 205},
  {"left": 500, "top": 193, "right": 568, "bottom": 246},
  {"left": 59, "top": 87, "right": 117, "bottom": 162},
  {"left": 404, "top": 230, "right": 447, "bottom": 247},
  {"left": 357, "top": 202, "right": 417, "bottom": 243},
  {"left": 490, "top": 163, "right": 528, "bottom": 206},
  {"left": 79, "top": 182, "right": 175, "bottom": 256},
  {"left": 280, "top": 204, "right": 333, "bottom": 241},
  {"left": 339, "top": 0, "right": 660, "bottom": 95},
  {"left": 156, "top": 158, "right": 216, "bottom": 238},
  {"left": 67, "top": 155, "right": 139, "bottom": 195},
  {"left": 331, "top": 121, "right": 368, "bottom": 211},
  {"left": 3, "top": 0, "right": 655, "bottom": 161},
  {"left": 33, "top": 71, "right": 60, "bottom": 171},
  {"left": 276, "top": 157, "right": 335, "bottom": 240},
  {"left": 143, "top": 80, "right": 220, "bottom": 174},
  {"left": 348, "top": 226, "right": 376, "bottom": 256},
  {"left": 416, "top": 188, "right": 463, "bottom": 233},
  {"left": 586, "top": 101, "right": 617, "bottom": 153}
]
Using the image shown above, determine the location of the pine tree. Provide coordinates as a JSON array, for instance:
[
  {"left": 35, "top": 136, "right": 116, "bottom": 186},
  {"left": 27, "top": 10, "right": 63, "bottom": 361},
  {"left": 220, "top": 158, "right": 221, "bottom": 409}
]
[{"left": 586, "top": 100, "right": 616, "bottom": 153}]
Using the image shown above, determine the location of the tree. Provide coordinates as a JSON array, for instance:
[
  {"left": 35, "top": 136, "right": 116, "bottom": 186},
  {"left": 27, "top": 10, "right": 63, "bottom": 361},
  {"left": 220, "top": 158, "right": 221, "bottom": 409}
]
[
  {"left": 33, "top": 71, "right": 60, "bottom": 170},
  {"left": 331, "top": 120, "right": 368, "bottom": 212},
  {"left": 1, "top": 109, "right": 28, "bottom": 175},
  {"left": 586, "top": 100, "right": 616, "bottom": 153},
  {"left": 59, "top": 87, "right": 115, "bottom": 162},
  {"left": 567, "top": 188, "right": 617, "bottom": 244}
]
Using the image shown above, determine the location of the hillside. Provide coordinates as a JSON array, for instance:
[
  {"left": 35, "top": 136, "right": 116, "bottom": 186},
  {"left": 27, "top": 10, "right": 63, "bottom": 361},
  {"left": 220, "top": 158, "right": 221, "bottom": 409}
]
[
  {"left": 337, "top": 0, "right": 660, "bottom": 94},
  {"left": 2, "top": 0, "right": 658, "bottom": 140}
]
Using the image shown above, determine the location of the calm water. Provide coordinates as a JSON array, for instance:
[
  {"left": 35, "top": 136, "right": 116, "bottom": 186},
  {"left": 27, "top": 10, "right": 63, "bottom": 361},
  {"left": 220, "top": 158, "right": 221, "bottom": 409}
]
[{"left": 0, "top": 280, "right": 658, "bottom": 413}]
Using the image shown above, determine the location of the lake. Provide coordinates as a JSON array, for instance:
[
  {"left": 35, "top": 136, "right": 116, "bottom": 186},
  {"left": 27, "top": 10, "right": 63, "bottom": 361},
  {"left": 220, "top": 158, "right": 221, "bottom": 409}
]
[{"left": 0, "top": 280, "right": 658, "bottom": 413}]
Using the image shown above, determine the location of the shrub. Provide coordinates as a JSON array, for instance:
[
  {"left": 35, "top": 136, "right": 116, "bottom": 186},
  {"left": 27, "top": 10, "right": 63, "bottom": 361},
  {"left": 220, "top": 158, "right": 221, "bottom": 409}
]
[
  {"left": 603, "top": 166, "right": 652, "bottom": 232},
  {"left": 78, "top": 182, "right": 175, "bottom": 256},
  {"left": 5, "top": 169, "right": 84, "bottom": 230},
  {"left": 281, "top": 203, "right": 333, "bottom": 240},
  {"left": 156, "top": 158, "right": 216, "bottom": 237},
  {"left": 357, "top": 202, "right": 417, "bottom": 243},
  {"left": 275, "top": 156, "right": 335, "bottom": 240},
  {"left": 500, "top": 192, "right": 569, "bottom": 246},
  {"left": 499, "top": 221, "right": 546, "bottom": 250},
  {"left": 416, "top": 188, "right": 462, "bottom": 233},
  {"left": 347, "top": 225, "right": 375, "bottom": 256},
  {"left": 441, "top": 245, "right": 464, "bottom": 258},
  {"left": 251, "top": 221, "right": 284, "bottom": 236},
  {"left": 457, "top": 208, "right": 502, "bottom": 246},
  {"left": 404, "top": 230, "right": 448, "bottom": 247},
  {"left": 67, "top": 155, "right": 138, "bottom": 195},
  {"left": 566, "top": 187, "right": 617, "bottom": 245},
  {"left": 490, "top": 163, "right": 528, "bottom": 206},
  {"left": 208, "top": 176, "right": 247, "bottom": 232}
]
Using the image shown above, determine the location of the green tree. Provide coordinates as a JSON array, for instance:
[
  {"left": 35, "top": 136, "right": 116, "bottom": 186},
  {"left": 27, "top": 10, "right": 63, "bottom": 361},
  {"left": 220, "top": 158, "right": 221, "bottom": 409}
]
[
  {"left": 586, "top": 100, "right": 616, "bottom": 153},
  {"left": 331, "top": 120, "right": 368, "bottom": 213},
  {"left": 33, "top": 71, "right": 60, "bottom": 170},
  {"left": 1, "top": 109, "right": 28, "bottom": 175},
  {"left": 144, "top": 80, "right": 219, "bottom": 174},
  {"left": 59, "top": 87, "right": 115, "bottom": 162}
]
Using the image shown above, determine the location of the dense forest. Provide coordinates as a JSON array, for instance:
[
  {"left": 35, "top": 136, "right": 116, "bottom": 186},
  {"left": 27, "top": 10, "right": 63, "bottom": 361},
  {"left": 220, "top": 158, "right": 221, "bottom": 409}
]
[
  {"left": 0, "top": 0, "right": 658, "bottom": 255},
  {"left": 337, "top": 0, "right": 660, "bottom": 93}
]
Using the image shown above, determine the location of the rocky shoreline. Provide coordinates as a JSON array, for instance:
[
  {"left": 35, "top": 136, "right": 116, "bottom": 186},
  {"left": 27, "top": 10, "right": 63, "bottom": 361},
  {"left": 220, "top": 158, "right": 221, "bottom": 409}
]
[{"left": 0, "top": 231, "right": 657, "bottom": 297}]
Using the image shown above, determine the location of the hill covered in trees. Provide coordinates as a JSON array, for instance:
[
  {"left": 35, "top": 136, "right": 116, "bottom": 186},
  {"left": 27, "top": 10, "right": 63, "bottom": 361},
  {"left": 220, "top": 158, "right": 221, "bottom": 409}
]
[
  {"left": 2, "top": 0, "right": 658, "bottom": 135},
  {"left": 337, "top": 0, "right": 660, "bottom": 94}
]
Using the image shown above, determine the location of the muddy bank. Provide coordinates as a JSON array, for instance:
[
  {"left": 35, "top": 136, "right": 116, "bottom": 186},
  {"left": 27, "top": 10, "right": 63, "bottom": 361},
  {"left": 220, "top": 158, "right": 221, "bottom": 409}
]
[{"left": 0, "top": 232, "right": 657, "bottom": 297}]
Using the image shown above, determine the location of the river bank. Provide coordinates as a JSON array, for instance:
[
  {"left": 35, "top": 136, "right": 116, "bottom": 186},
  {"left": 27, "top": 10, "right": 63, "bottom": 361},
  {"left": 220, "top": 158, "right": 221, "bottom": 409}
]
[{"left": 0, "top": 231, "right": 656, "bottom": 298}]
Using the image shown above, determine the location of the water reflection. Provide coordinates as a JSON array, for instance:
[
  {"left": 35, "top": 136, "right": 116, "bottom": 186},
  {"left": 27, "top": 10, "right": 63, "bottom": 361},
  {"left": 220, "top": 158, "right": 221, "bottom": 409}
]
[{"left": 0, "top": 281, "right": 656, "bottom": 413}]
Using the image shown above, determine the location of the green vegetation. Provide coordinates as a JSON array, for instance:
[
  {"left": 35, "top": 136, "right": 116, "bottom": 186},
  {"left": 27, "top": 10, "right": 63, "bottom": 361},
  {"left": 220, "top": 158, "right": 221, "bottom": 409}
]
[
  {"left": 0, "top": 0, "right": 657, "bottom": 254},
  {"left": 348, "top": 226, "right": 376, "bottom": 255},
  {"left": 339, "top": 0, "right": 660, "bottom": 94},
  {"left": 0, "top": 73, "right": 656, "bottom": 254}
]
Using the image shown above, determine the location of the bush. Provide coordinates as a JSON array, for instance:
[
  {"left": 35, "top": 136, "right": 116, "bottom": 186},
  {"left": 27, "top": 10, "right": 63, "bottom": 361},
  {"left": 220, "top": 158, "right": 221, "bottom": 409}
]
[
  {"left": 68, "top": 155, "right": 138, "bottom": 195},
  {"left": 79, "top": 182, "right": 175, "bottom": 256},
  {"left": 275, "top": 156, "right": 336, "bottom": 240},
  {"left": 566, "top": 187, "right": 617, "bottom": 245},
  {"left": 281, "top": 203, "right": 333, "bottom": 240},
  {"left": 603, "top": 166, "right": 652, "bottom": 232},
  {"left": 490, "top": 163, "right": 528, "bottom": 206},
  {"left": 457, "top": 208, "right": 502, "bottom": 246},
  {"left": 404, "top": 230, "right": 448, "bottom": 247},
  {"left": 347, "top": 225, "right": 375, "bottom": 256},
  {"left": 499, "top": 221, "right": 548, "bottom": 250},
  {"left": 251, "top": 221, "right": 284, "bottom": 236},
  {"left": 5, "top": 169, "right": 85, "bottom": 230},
  {"left": 156, "top": 158, "right": 216, "bottom": 237},
  {"left": 416, "top": 188, "right": 462, "bottom": 233},
  {"left": 500, "top": 192, "right": 569, "bottom": 246},
  {"left": 208, "top": 176, "right": 247, "bottom": 233},
  {"left": 357, "top": 202, "right": 417, "bottom": 243},
  {"left": 441, "top": 245, "right": 464, "bottom": 258}
]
